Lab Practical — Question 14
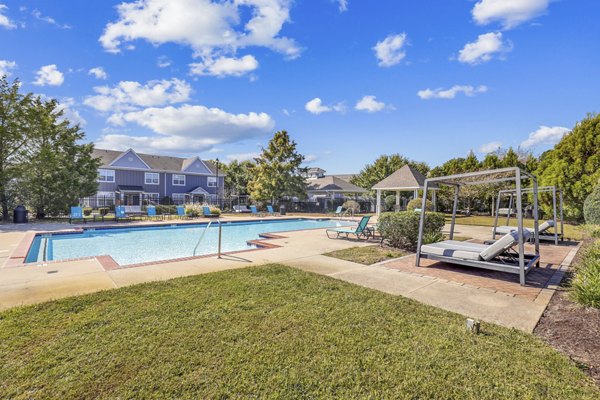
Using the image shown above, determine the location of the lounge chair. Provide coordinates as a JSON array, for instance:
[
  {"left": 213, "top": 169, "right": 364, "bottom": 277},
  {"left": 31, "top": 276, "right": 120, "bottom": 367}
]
[
  {"left": 203, "top": 206, "right": 218, "bottom": 218},
  {"left": 266, "top": 205, "right": 277, "bottom": 216},
  {"left": 69, "top": 206, "right": 85, "bottom": 224},
  {"left": 419, "top": 230, "right": 539, "bottom": 275},
  {"left": 326, "top": 216, "right": 371, "bottom": 240},
  {"left": 146, "top": 206, "right": 160, "bottom": 220},
  {"left": 493, "top": 220, "right": 560, "bottom": 242},
  {"left": 115, "top": 206, "right": 131, "bottom": 222},
  {"left": 176, "top": 206, "right": 187, "bottom": 219},
  {"left": 250, "top": 205, "right": 264, "bottom": 217},
  {"left": 233, "top": 205, "right": 251, "bottom": 213},
  {"left": 332, "top": 206, "right": 345, "bottom": 217}
]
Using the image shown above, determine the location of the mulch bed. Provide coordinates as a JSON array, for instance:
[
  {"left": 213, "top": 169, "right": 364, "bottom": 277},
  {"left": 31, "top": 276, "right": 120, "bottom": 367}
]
[{"left": 535, "top": 272, "right": 600, "bottom": 386}]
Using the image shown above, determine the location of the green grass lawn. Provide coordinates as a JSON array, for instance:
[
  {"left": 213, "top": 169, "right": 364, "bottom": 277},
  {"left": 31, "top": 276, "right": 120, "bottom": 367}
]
[
  {"left": 324, "top": 245, "right": 408, "bottom": 265},
  {"left": 448, "top": 214, "right": 584, "bottom": 240},
  {"left": 1, "top": 265, "right": 598, "bottom": 399}
]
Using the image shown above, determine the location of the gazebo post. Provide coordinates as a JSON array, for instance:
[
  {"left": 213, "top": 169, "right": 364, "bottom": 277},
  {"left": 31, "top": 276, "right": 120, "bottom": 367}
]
[
  {"left": 396, "top": 190, "right": 400, "bottom": 211},
  {"left": 376, "top": 189, "right": 381, "bottom": 215},
  {"left": 432, "top": 190, "right": 437, "bottom": 212}
]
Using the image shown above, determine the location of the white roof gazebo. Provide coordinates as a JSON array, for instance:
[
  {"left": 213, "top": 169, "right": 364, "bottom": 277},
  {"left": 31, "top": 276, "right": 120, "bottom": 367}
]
[{"left": 372, "top": 165, "right": 438, "bottom": 215}]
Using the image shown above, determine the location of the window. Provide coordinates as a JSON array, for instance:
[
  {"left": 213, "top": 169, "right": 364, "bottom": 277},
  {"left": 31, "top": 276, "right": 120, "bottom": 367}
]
[
  {"left": 172, "top": 193, "right": 186, "bottom": 205},
  {"left": 207, "top": 176, "right": 217, "bottom": 187},
  {"left": 98, "top": 169, "right": 115, "bottom": 183},
  {"left": 172, "top": 174, "right": 186, "bottom": 186},
  {"left": 146, "top": 193, "right": 160, "bottom": 203},
  {"left": 145, "top": 172, "right": 160, "bottom": 185}
]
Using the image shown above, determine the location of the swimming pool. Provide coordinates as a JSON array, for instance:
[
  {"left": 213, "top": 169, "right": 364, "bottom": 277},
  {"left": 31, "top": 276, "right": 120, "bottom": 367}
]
[{"left": 25, "top": 218, "right": 354, "bottom": 266}]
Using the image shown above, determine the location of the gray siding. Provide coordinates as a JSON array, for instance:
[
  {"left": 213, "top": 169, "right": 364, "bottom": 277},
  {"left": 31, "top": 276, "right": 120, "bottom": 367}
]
[{"left": 110, "top": 150, "right": 150, "bottom": 170}]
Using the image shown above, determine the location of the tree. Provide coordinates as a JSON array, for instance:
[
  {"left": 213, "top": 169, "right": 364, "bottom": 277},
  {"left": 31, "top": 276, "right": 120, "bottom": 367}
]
[
  {"left": 351, "top": 154, "right": 429, "bottom": 190},
  {"left": 0, "top": 76, "right": 33, "bottom": 221},
  {"left": 248, "top": 131, "right": 306, "bottom": 203},
  {"left": 21, "top": 97, "right": 100, "bottom": 218},
  {"left": 537, "top": 113, "right": 600, "bottom": 220},
  {"left": 223, "top": 159, "right": 254, "bottom": 198}
]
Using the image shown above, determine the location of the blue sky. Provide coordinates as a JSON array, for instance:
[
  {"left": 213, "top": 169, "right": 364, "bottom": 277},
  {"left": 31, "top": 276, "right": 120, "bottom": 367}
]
[{"left": 1, "top": 0, "right": 598, "bottom": 173}]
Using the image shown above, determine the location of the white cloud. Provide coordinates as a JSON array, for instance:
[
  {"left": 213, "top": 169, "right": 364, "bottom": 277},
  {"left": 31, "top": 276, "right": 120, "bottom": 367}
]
[
  {"left": 0, "top": 60, "right": 17, "bottom": 77},
  {"left": 458, "top": 32, "right": 511, "bottom": 65},
  {"left": 336, "top": 0, "right": 348, "bottom": 12},
  {"left": 226, "top": 152, "right": 260, "bottom": 162},
  {"left": 157, "top": 55, "right": 172, "bottom": 68},
  {"left": 304, "top": 154, "right": 318, "bottom": 163},
  {"left": 56, "top": 97, "right": 87, "bottom": 127},
  {"left": 33, "top": 64, "right": 64, "bottom": 86},
  {"left": 305, "top": 98, "right": 345, "bottom": 115},
  {"left": 478, "top": 141, "right": 502, "bottom": 154},
  {"left": 373, "top": 33, "right": 407, "bottom": 67},
  {"left": 84, "top": 78, "right": 192, "bottom": 112},
  {"left": 473, "top": 0, "right": 549, "bottom": 29},
  {"left": 96, "top": 104, "right": 275, "bottom": 153},
  {"left": 189, "top": 55, "right": 258, "bottom": 77},
  {"left": 520, "top": 126, "right": 569, "bottom": 149},
  {"left": 88, "top": 67, "right": 108, "bottom": 80},
  {"left": 417, "top": 85, "right": 488, "bottom": 100},
  {"left": 355, "top": 95, "right": 389, "bottom": 113},
  {"left": 0, "top": 4, "right": 16, "bottom": 29},
  {"left": 32, "top": 8, "right": 71, "bottom": 29},
  {"left": 99, "top": 0, "right": 300, "bottom": 76}
]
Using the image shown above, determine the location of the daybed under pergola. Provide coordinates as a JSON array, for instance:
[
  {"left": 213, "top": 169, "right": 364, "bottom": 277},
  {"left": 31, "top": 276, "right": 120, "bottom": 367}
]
[{"left": 373, "top": 165, "right": 438, "bottom": 215}]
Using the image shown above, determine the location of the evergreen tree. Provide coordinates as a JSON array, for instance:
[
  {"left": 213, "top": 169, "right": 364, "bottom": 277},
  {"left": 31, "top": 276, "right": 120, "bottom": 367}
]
[
  {"left": 0, "top": 76, "right": 33, "bottom": 221},
  {"left": 248, "top": 131, "right": 306, "bottom": 203},
  {"left": 21, "top": 97, "right": 100, "bottom": 218},
  {"left": 223, "top": 159, "right": 254, "bottom": 197}
]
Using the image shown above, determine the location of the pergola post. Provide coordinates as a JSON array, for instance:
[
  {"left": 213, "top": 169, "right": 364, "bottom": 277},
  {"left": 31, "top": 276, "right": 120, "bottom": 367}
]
[
  {"left": 515, "top": 169, "right": 526, "bottom": 286},
  {"left": 432, "top": 190, "right": 437, "bottom": 212},
  {"left": 450, "top": 185, "right": 459, "bottom": 240},
  {"left": 552, "top": 186, "right": 558, "bottom": 245},
  {"left": 533, "top": 178, "right": 540, "bottom": 264},
  {"left": 493, "top": 194, "right": 501, "bottom": 240},
  {"left": 559, "top": 190, "right": 564, "bottom": 240},
  {"left": 415, "top": 181, "right": 429, "bottom": 267}
]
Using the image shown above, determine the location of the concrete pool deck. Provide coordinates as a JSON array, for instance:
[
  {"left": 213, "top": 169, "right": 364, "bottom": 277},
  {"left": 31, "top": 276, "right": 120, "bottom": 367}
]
[{"left": 0, "top": 218, "right": 579, "bottom": 332}]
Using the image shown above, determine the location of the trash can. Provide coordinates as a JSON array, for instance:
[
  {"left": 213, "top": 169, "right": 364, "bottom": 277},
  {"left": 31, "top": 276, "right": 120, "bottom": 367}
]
[
  {"left": 13, "top": 205, "right": 28, "bottom": 223},
  {"left": 279, "top": 205, "right": 286, "bottom": 216}
]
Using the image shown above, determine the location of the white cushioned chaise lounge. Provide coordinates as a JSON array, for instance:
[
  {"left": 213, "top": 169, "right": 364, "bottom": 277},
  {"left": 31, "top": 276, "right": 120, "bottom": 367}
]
[
  {"left": 493, "top": 220, "right": 560, "bottom": 242},
  {"left": 419, "top": 230, "right": 539, "bottom": 275}
]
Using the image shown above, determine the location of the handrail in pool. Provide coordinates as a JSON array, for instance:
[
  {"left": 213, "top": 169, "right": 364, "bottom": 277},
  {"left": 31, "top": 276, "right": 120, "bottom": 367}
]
[{"left": 193, "top": 220, "right": 212, "bottom": 256}]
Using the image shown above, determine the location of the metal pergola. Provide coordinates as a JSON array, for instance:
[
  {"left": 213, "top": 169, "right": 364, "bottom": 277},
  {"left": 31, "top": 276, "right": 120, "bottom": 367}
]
[
  {"left": 416, "top": 167, "right": 540, "bottom": 286},
  {"left": 492, "top": 186, "right": 564, "bottom": 245}
]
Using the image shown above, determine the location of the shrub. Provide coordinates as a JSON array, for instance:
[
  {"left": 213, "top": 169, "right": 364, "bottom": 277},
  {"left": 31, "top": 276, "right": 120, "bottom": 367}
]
[
  {"left": 423, "top": 231, "right": 443, "bottom": 244},
  {"left": 155, "top": 205, "right": 177, "bottom": 215},
  {"left": 384, "top": 195, "right": 397, "bottom": 211},
  {"left": 83, "top": 207, "right": 92, "bottom": 216},
  {"left": 342, "top": 200, "right": 360, "bottom": 214},
  {"left": 571, "top": 240, "right": 600, "bottom": 308},
  {"left": 378, "top": 211, "right": 445, "bottom": 250},
  {"left": 583, "top": 184, "right": 600, "bottom": 225},
  {"left": 406, "top": 198, "right": 433, "bottom": 212},
  {"left": 185, "top": 204, "right": 202, "bottom": 217},
  {"left": 209, "top": 207, "right": 221, "bottom": 217}
]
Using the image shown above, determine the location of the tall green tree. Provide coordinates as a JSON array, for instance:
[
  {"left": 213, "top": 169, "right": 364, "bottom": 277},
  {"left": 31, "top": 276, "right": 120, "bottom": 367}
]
[
  {"left": 223, "top": 159, "right": 254, "bottom": 197},
  {"left": 248, "top": 131, "right": 306, "bottom": 203},
  {"left": 21, "top": 97, "right": 100, "bottom": 218},
  {"left": 0, "top": 76, "right": 33, "bottom": 221},
  {"left": 351, "top": 154, "right": 429, "bottom": 190},
  {"left": 537, "top": 113, "right": 600, "bottom": 220}
]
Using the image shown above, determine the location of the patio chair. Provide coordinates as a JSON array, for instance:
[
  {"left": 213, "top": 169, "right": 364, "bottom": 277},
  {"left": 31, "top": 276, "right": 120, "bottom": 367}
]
[
  {"left": 332, "top": 206, "right": 345, "bottom": 217},
  {"left": 115, "top": 206, "right": 131, "bottom": 222},
  {"left": 419, "top": 230, "right": 539, "bottom": 275},
  {"left": 493, "top": 220, "right": 559, "bottom": 242},
  {"left": 326, "top": 216, "right": 372, "bottom": 240},
  {"left": 203, "top": 206, "right": 218, "bottom": 218},
  {"left": 266, "top": 205, "right": 277, "bottom": 216},
  {"left": 69, "top": 206, "right": 85, "bottom": 224},
  {"left": 233, "top": 205, "right": 251, "bottom": 213},
  {"left": 146, "top": 206, "right": 160, "bottom": 220},
  {"left": 176, "top": 206, "right": 187, "bottom": 219},
  {"left": 250, "top": 205, "right": 264, "bottom": 217}
]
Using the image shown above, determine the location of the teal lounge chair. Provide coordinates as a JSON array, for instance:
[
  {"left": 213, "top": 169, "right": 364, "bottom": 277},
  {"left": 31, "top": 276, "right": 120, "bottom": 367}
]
[
  {"left": 203, "top": 206, "right": 218, "bottom": 218},
  {"left": 333, "top": 206, "right": 345, "bottom": 217},
  {"left": 146, "top": 206, "right": 160, "bottom": 220},
  {"left": 326, "top": 216, "right": 372, "bottom": 240},
  {"left": 69, "top": 206, "right": 85, "bottom": 224},
  {"left": 176, "top": 206, "right": 187, "bottom": 219},
  {"left": 266, "top": 205, "right": 277, "bottom": 216},
  {"left": 115, "top": 206, "right": 131, "bottom": 222},
  {"left": 250, "top": 205, "right": 264, "bottom": 217}
]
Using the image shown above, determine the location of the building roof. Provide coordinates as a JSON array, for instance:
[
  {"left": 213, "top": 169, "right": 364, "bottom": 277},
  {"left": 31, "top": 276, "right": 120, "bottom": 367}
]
[
  {"left": 306, "top": 176, "right": 367, "bottom": 193},
  {"left": 116, "top": 185, "right": 144, "bottom": 192},
  {"left": 372, "top": 165, "right": 438, "bottom": 190},
  {"left": 93, "top": 148, "right": 223, "bottom": 175},
  {"left": 332, "top": 174, "right": 357, "bottom": 183},
  {"left": 188, "top": 186, "right": 211, "bottom": 195}
]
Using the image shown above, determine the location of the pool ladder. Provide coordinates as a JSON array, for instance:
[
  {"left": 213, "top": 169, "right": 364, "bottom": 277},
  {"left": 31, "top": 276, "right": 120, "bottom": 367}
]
[{"left": 193, "top": 219, "right": 223, "bottom": 258}]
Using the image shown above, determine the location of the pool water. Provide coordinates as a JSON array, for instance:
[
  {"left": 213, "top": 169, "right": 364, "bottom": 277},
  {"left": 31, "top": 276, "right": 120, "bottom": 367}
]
[{"left": 26, "top": 218, "right": 354, "bottom": 266}]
